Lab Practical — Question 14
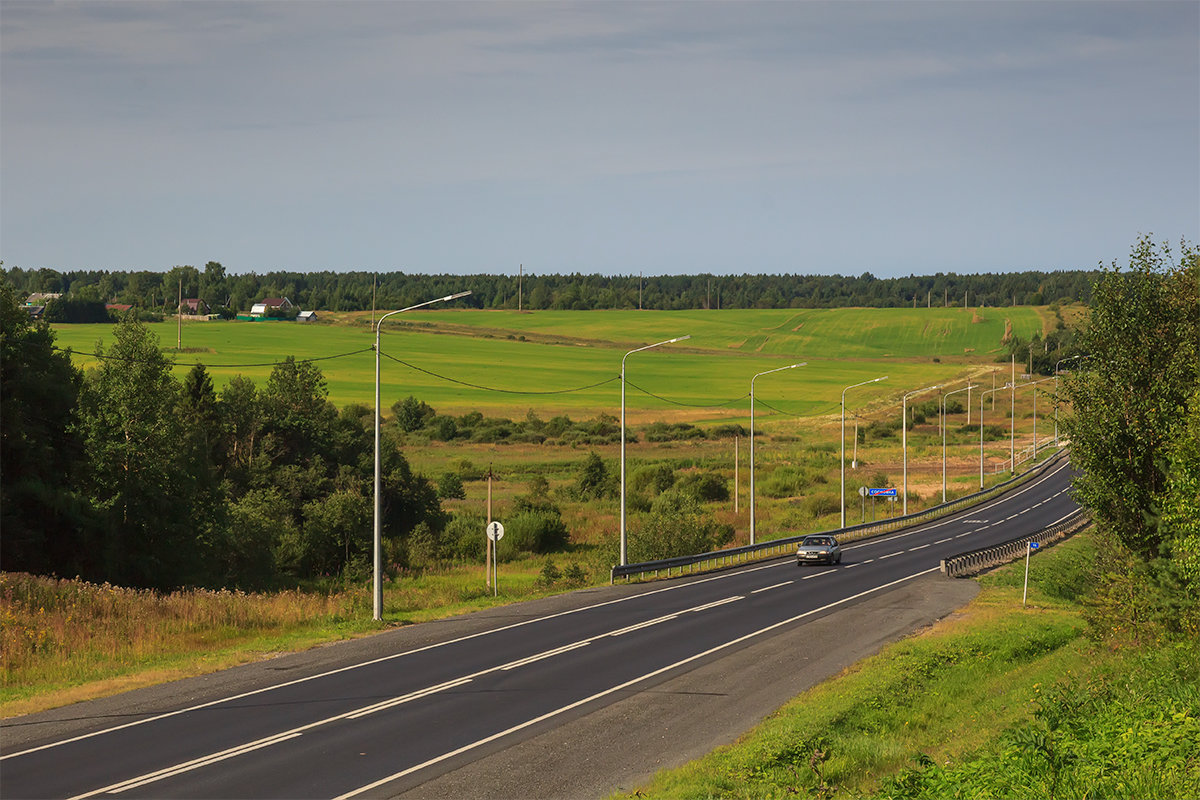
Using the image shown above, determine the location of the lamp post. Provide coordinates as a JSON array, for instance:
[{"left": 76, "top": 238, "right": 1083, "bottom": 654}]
[
  {"left": 840, "top": 376, "right": 887, "bottom": 528},
  {"left": 902, "top": 384, "right": 941, "bottom": 515},
  {"left": 751, "top": 363, "right": 806, "bottom": 544},
  {"left": 941, "top": 383, "right": 974, "bottom": 503},
  {"left": 1053, "top": 355, "right": 1082, "bottom": 446},
  {"left": 620, "top": 335, "right": 690, "bottom": 566},
  {"left": 374, "top": 291, "right": 471, "bottom": 621},
  {"left": 979, "top": 383, "right": 1011, "bottom": 490},
  {"left": 1019, "top": 376, "right": 1055, "bottom": 465}
]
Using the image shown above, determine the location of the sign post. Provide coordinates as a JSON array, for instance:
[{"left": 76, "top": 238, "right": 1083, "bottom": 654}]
[
  {"left": 487, "top": 521, "right": 504, "bottom": 597},
  {"left": 1023, "top": 541, "right": 1040, "bottom": 607}
]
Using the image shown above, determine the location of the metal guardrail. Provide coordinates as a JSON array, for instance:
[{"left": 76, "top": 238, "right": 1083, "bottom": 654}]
[
  {"left": 940, "top": 511, "right": 1091, "bottom": 578},
  {"left": 611, "top": 447, "right": 1070, "bottom": 584}
]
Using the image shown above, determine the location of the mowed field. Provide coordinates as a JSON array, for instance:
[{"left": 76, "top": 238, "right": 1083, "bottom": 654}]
[{"left": 50, "top": 306, "right": 1048, "bottom": 423}]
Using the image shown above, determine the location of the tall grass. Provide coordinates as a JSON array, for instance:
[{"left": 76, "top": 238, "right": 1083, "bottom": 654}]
[
  {"left": 1, "top": 552, "right": 599, "bottom": 717},
  {"left": 619, "top": 530, "right": 1200, "bottom": 799}
]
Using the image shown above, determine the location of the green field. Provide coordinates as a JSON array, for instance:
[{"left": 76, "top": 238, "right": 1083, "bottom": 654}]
[{"left": 50, "top": 307, "right": 1045, "bottom": 421}]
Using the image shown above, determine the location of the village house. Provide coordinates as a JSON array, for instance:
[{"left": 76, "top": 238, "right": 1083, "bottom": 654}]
[{"left": 250, "top": 297, "right": 293, "bottom": 317}]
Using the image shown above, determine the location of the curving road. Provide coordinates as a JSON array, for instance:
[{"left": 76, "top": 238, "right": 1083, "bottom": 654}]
[{"left": 1, "top": 458, "right": 1078, "bottom": 800}]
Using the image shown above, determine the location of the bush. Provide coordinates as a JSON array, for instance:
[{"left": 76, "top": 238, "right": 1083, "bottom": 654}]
[
  {"left": 437, "top": 471, "right": 466, "bottom": 500},
  {"left": 630, "top": 463, "right": 676, "bottom": 495},
  {"left": 442, "top": 513, "right": 485, "bottom": 562},
  {"left": 676, "top": 470, "right": 730, "bottom": 502},
  {"left": 499, "top": 509, "right": 570, "bottom": 557},
  {"left": 627, "top": 491, "right": 734, "bottom": 562}
]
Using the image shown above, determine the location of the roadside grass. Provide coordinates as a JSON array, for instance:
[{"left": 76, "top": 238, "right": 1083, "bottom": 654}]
[
  {"left": 616, "top": 530, "right": 1200, "bottom": 799},
  {"left": 0, "top": 553, "right": 595, "bottom": 719}
]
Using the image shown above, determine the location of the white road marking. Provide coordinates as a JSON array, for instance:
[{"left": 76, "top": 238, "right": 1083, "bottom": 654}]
[
  {"left": 908, "top": 544, "right": 931, "bottom": 552},
  {"left": 879, "top": 552, "right": 902, "bottom": 559},
  {"left": 64, "top": 594, "right": 750, "bottom": 798},
  {"left": 333, "top": 566, "right": 943, "bottom": 800},
  {"left": 801, "top": 569, "right": 837, "bottom": 580},
  {"left": 751, "top": 581, "right": 794, "bottom": 594}
]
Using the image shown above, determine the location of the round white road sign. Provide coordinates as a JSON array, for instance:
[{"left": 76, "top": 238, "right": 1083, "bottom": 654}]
[
  {"left": 858, "top": 485, "right": 869, "bottom": 497},
  {"left": 486, "top": 521, "right": 505, "bottom": 542}
]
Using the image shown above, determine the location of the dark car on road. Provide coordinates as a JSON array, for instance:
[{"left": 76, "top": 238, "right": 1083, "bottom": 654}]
[{"left": 796, "top": 535, "right": 842, "bottom": 565}]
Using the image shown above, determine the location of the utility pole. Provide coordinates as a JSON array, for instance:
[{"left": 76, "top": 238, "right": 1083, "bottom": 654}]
[
  {"left": 486, "top": 465, "right": 493, "bottom": 588},
  {"left": 733, "top": 435, "right": 739, "bottom": 514},
  {"left": 371, "top": 274, "right": 377, "bottom": 330}
]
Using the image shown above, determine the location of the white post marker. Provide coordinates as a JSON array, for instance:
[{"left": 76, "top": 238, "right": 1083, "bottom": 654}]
[
  {"left": 487, "top": 521, "right": 505, "bottom": 597},
  {"left": 1023, "top": 541, "right": 1040, "bottom": 607}
]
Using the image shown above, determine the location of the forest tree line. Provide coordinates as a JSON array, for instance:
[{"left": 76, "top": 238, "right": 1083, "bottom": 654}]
[{"left": 3, "top": 262, "right": 1097, "bottom": 316}]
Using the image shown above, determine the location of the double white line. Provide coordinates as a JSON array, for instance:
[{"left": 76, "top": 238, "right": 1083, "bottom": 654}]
[{"left": 66, "top": 594, "right": 747, "bottom": 799}]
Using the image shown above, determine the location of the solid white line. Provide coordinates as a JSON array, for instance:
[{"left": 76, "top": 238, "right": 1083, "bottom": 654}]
[
  {"left": 346, "top": 678, "right": 474, "bottom": 719},
  {"left": 606, "top": 615, "right": 679, "bottom": 637},
  {"left": 500, "top": 641, "right": 592, "bottom": 671},
  {"left": 69, "top": 733, "right": 304, "bottom": 798},
  {"left": 59, "top": 593, "right": 752, "bottom": 797},
  {"left": 333, "top": 566, "right": 943, "bottom": 800},
  {"left": 2, "top": 568, "right": 767, "bottom": 761},
  {"left": 800, "top": 569, "right": 836, "bottom": 580},
  {"left": 844, "top": 458, "right": 1072, "bottom": 553},
  {"left": 751, "top": 581, "right": 793, "bottom": 594}
]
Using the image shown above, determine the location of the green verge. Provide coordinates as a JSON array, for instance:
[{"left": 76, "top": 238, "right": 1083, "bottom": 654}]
[{"left": 617, "top": 530, "right": 1200, "bottom": 799}]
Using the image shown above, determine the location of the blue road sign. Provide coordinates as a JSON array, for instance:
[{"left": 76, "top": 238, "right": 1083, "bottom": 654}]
[
  {"left": 1029, "top": 542, "right": 1040, "bottom": 549},
  {"left": 868, "top": 488, "right": 898, "bottom": 497}
]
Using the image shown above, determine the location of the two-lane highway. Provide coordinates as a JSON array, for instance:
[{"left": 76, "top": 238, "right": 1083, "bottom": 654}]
[{"left": 1, "top": 457, "right": 1078, "bottom": 799}]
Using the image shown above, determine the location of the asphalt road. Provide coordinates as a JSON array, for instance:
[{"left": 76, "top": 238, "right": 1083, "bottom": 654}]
[{"left": 1, "top": 457, "right": 1079, "bottom": 800}]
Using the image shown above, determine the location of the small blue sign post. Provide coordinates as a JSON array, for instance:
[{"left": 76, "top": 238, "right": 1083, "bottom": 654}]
[{"left": 1023, "top": 541, "right": 1040, "bottom": 607}]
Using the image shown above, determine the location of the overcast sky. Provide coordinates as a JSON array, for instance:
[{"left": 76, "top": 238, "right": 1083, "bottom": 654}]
[{"left": 2, "top": 1, "right": 1196, "bottom": 278}]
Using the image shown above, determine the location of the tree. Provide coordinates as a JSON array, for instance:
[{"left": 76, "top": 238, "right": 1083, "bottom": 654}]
[
  {"left": 0, "top": 282, "right": 91, "bottom": 576},
  {"left": 1062, "top": 236, "right": 1199, "bottom": 559},
  {"left": 78, "top": 315, "right": 197, "bottom": 588}
]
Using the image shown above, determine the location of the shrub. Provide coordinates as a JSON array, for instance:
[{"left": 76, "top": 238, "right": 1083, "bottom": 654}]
[
  {"left": 676, "top": 471, "right": 730, "bottom": 502},
  {"left": 437, "top": 471, "right": 466, "bottom": 500},
  {"left": 442, "top": 513, "right": 485, "bottom": 562},
  {"left": 630, "top": 463, "right": 676, "bottom": 495},
  {"left": 628, "top": 491, "right": 734, "bottom": 562},
  {"left": 499, "top": 509, "right": 570, "bottom": 557}
]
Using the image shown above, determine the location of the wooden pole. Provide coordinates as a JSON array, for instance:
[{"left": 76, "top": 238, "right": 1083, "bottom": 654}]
[
  {"left": 486, "top": 466, "right": 493, "bottom": 588},
  {"left": 733, "top": 435, "right": 739, "bottom": 513}
]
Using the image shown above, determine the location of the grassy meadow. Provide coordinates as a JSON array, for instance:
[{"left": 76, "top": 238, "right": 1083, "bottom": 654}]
[
  {"left": 49, "top": 305, "right": 1061, "bottom": 547},
  {"left": 5, "top": 305, "right": 1068, "bottom": 717},
  {"left": 49, "top": 306, "right": 1049, "bottom": 419}
]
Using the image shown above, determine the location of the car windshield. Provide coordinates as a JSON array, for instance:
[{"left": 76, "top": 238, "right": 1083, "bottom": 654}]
[{"left": 803, "top": 537, "right": 832, "bottom": 546}]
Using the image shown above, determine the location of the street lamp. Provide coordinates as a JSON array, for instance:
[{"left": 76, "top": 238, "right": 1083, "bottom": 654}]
[
  {"left": 1053, "top": 355, "right": 1083, "bottom": 445},
  {"left": 941, "top": 383, "right": 974, "bottom": 503},
  {"left": 1018, "top": 376, "right": 1055, "bottom": 465},
  {"left": 840, "top": 376, "right": 887, "bottom": 528},
  {"left": 373, "top": 291, "right": 471, "bottom": 621},
  {"left": 750, "top": 363, "right": 807, "bottom": 544},
  {"left": 620, "top": 335, "right": 690, "bottom": 566},
  {"left": 902, "top": 384, "right": 941, "bottom": 515},
  {"left": 979, "top": 383, "right": 1011, "bottom": 490}
]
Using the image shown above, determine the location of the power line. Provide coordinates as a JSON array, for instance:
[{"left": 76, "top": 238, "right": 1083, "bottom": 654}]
[
  {"left": 380, "top": 351, "right": 620, "bottom": 395},
  {"left": 52, "top": 344, "right": 374, "bottom": 368},
  {"left": 623, "top": 379, "right": 747, "bottom": 409}
]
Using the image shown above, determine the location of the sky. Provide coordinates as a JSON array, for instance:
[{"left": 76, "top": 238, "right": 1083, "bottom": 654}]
[{"left": 1, "top": 1, "right": 1197, "bottom": 278}]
